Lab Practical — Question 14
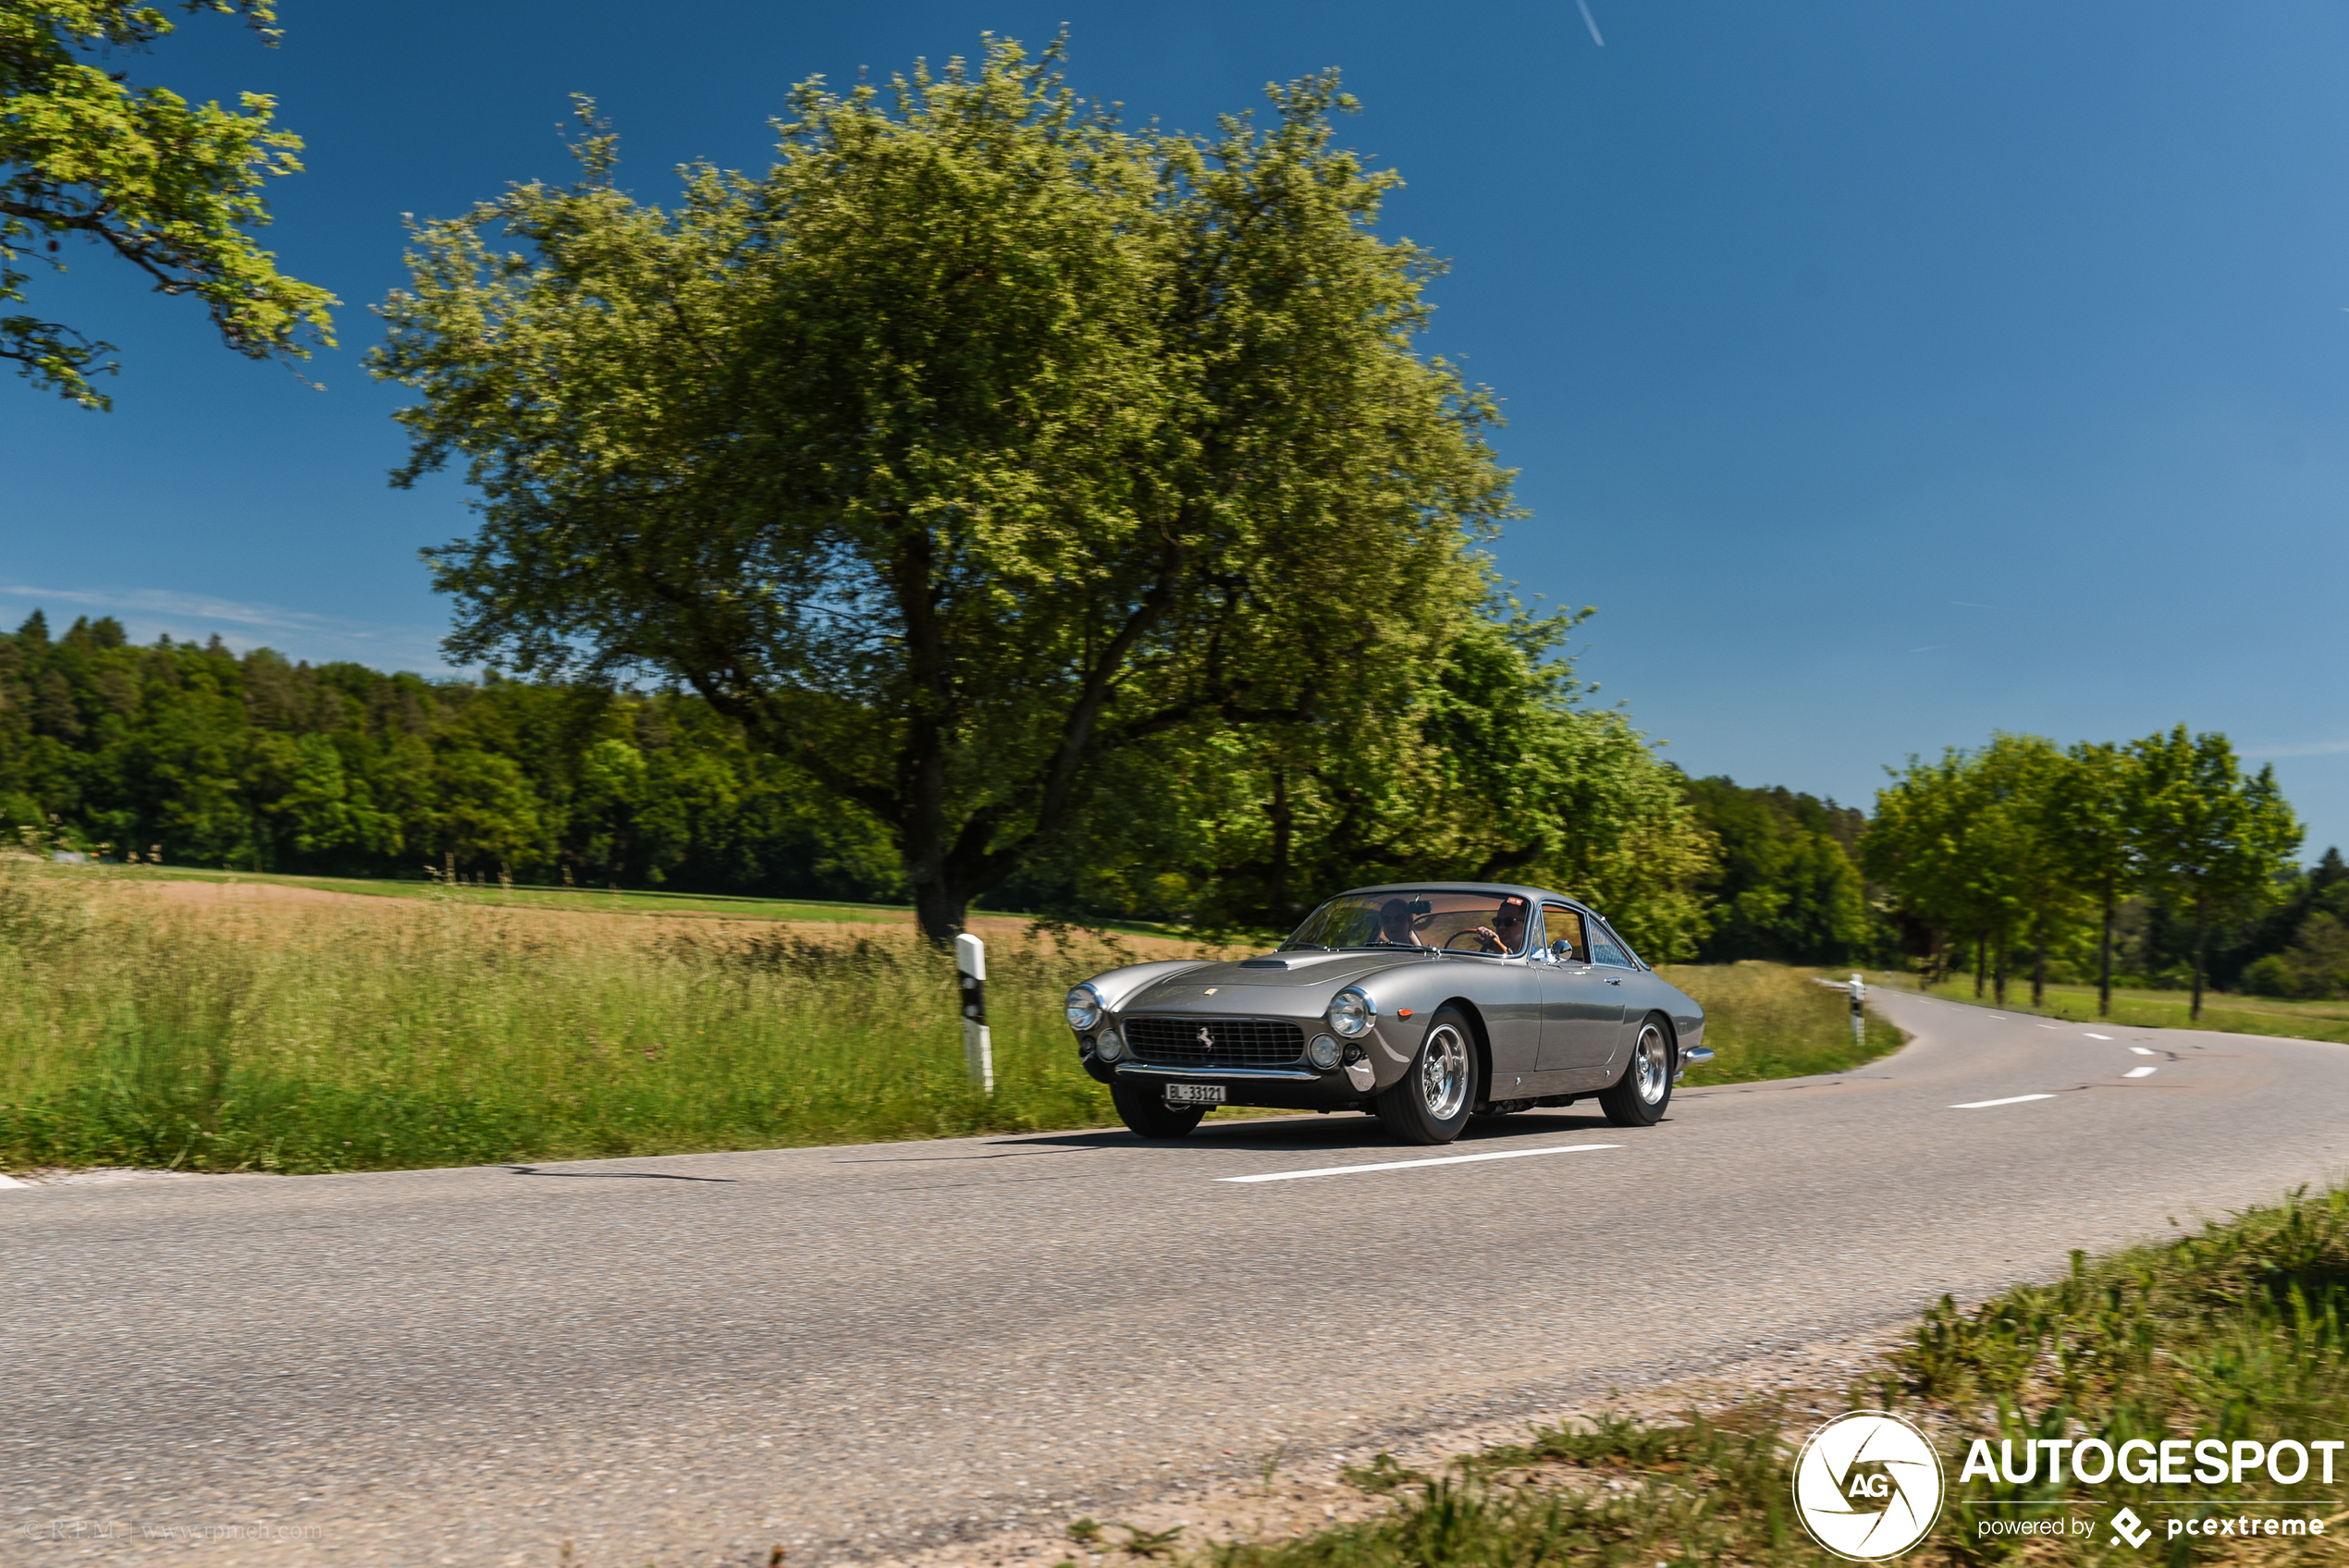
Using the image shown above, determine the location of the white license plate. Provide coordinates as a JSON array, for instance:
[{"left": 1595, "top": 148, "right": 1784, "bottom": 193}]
[{"left": 1164, "top": 1083, "right": 1225, "bottom": 1105}]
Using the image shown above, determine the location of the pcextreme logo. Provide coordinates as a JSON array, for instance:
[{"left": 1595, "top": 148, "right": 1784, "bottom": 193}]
[{"left": 1792, "top": 1412, "right": 1947, "bottom": 1561}]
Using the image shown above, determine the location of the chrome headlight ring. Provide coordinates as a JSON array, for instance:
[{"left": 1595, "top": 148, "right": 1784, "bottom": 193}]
[
  {"left": 1064, "top": 984, "right": 1104, "bottom": 1033},
  {"left": 1094, "top": 1023, "right": 1126, "bottom": 1063},
  {"left": 1327, "top": 986, "right": 1374, "bottom": 1038}
]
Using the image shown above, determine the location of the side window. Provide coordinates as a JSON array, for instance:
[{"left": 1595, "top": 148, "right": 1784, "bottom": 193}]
[
  {"left": 1542, "top": 903, "right": 1584, "bottom": 962},
  {"left": 1590, "top": 919, "right": 1633, "bottom": 969}
]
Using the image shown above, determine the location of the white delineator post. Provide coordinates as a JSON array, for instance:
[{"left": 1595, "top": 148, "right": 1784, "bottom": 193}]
[
  {"left": 1849, "top": 971, "right": 1866, "bottom": 1043},
  {"left": 955, "top": 932, "right": 993, "bottom": 1094}
]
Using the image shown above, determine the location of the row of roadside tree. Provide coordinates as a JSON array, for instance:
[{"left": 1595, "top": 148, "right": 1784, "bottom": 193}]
[{"left": 1863, "top": 729, "right": 2302, "bottom": 1018}]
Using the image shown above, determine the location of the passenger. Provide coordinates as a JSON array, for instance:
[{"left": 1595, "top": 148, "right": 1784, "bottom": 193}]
[
  {"left": 1466, "top": 897, "right": 1531, "bottom": 954},
  {"left": 1374, "top": 898, "right": 1428, "bottom": 948}
]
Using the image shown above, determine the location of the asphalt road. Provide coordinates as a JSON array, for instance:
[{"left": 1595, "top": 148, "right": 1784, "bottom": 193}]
[{"left": 7, "top": 988, "right": 2349, "bottom": 1567}]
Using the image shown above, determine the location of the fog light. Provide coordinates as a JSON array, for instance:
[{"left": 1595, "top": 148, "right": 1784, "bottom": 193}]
[
  {"left": 1095, "top": 1024, "right": 1125, "bottom": 1063},
  {"left": 1342, "top": 1041, "right": 1366, "bottom": 1065},
  {"left": 1307, "top": 1033, "right": 1343, "bottom": 1071}
]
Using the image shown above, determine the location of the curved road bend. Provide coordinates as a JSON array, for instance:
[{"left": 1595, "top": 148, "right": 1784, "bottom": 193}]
[{"left": 6, "top": 989, "right": 2348, "bottom": 1566}]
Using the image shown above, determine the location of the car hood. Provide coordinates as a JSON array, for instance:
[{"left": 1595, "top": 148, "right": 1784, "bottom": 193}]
[{"left": 1122, "top": 950, "right": 1429, "bottom": 1010}]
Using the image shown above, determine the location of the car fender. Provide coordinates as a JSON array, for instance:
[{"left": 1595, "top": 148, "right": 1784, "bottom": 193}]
[{"left": 1079, "top": 959, "right": 1215, "bottom": 1013}]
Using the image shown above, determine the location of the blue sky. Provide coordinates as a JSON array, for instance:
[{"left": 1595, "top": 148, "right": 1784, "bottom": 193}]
[{"left": 5, "top": 0, "right": 2349, "bottom": 853}]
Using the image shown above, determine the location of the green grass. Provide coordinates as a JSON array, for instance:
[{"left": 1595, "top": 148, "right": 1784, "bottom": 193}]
[
  {"left": 1900, "top": 973, "right": 2349, "bottom": 1047},
  {"left": 1661, "top": 961, "right": 1906, "bottom": 1085},
  {"left": 0, "top": 861, "right": 1154, "bottom": 1173},
  {"left": 0, "top": 863, "right": 1907, "bottom": 1175},
  {"left": 108, "top": 860, "right": 1198, "bottom": 934},
  {"left": 1192, "top": 1184, "right": 2349, "bottom": 1568}
]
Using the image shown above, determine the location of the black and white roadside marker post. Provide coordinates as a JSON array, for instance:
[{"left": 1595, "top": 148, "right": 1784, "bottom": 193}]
[
  {"left": 955, "top": 932, "right": 993, "bottom": 1094},
  {"left": 1848, "top": 971, "right": 1866, "bottom": 1045}
]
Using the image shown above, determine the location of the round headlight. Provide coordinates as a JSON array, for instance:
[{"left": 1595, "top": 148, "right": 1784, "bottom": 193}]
[
  {"left": 1327, "top": 986, "right": 1373, "bottom": 1038},
  {"left": 1095, "top": 1023, "right": 1126, "bottom": 1063},
  {"left": 1065, "top": 984, "right": 1103, "bottom": 1032},
  {"left": 1307, "top": 1033, "right": 1343, "bottom": 1071}
]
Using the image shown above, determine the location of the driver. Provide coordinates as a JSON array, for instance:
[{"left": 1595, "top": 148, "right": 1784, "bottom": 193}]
[
  {"left": 1466, "top": 896, "right": 1531, "bottom": 954},
  {"left": 1374, "top": 897, "right": 1428, "bottom": 947}
]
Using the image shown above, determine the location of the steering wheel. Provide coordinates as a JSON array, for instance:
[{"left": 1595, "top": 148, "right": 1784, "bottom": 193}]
[{"left": 1442, "top": 929, "right": 1503, "bottom": 952}]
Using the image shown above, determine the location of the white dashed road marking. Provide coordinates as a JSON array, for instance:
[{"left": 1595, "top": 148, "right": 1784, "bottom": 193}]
[
  {"left": 1218, "top": 1143, "right": 1621, "bottom": 1184},
  {"left": 1951, "top": 1094, "right": 2059, "bottom": 1109},
  {"left": 2085, "top": 1033, "right": 2114, "bottom": 1040},
  {"left": 2124, "top": 1066, "right": 2158, "bottom": 1079},
  {"left": 2131, "top": 1047, "right": 2158, "bottom": 1057}
]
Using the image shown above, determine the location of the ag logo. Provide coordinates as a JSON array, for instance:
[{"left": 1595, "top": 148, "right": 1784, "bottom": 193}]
[{"left": 1791, "top": 1411, "right": 1946, "bottom": 1561}]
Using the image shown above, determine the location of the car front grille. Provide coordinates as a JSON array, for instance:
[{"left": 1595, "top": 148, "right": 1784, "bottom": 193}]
[{"left": 1123, "top": 1015, "right": 1307, "bottom": 1070}]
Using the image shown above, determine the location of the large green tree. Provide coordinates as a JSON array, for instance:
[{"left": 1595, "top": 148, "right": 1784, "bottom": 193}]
[
  {"left": 2130, "top": 725, "right": 2301, "bottom": 1018},
  {"left": 375, "top": 42, "right": 1515, "bottom": 941},
  {"left": 1, "top": 0, "right": 334, "bottom": 407}
]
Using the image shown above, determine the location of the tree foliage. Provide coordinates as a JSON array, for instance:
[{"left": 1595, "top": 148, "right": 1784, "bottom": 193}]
[
  {"left": 374, "top": 41, "right": 1565, "bottom": 940},
  {"left": 0, "top": 0, "right": 334, "bottom": 406},
  {"left": 0, "top": 611, "right": 898, "bottom": 894},
  {"left": 1676, "top": 774, "right": 1868, "bottom": 963},
  {"left": 1865, "top": 727, "right": 2303, "bottom": 1017}
]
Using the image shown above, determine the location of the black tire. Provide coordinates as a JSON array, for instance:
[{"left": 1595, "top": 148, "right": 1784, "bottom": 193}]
[
  {"left": 1374, "top": 1007, "right": 1480, "bottom": 1145},
  {"left": 1111, "top": 1078, "right": 1208, "bottom": 1141},
  {"left": 1598, "top": 1013, "right": 1675, "bottom": 1127}
]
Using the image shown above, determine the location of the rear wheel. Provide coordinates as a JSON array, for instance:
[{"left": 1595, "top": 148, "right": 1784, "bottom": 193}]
[
  {"left": 1375, "top": 1008, "right": 1480, "bottom": 1145},
  {"left": 1111, "top": 1078, "right": 1207, "bottom": 1140},
  {"left": 1598, "top": 1014, "right": 1674, "bottom": 1127}
]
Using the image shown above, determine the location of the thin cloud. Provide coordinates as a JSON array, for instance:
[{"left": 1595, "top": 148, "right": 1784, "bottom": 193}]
[
  {"left": 1576, "top": 0, "right": 1605, "bottom": 46},
  {"left": 2241, "top": 740, "right": 2349, "bottom": 759},
  {"left": 0, "top": 584, "right": 461, "bottom": 675}
]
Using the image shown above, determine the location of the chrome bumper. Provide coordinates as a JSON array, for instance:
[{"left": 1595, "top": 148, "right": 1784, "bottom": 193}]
[{"left": 1114, "top": 1063, "right": 1323, "bottom": 1083}]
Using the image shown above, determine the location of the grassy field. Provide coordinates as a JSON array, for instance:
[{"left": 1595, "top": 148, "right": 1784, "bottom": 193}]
[
  {"left": 0, "top": 863, "right": 1903, "bottom": 1175},
  {"left": 1895, "top": 972, "right": 2349, "bottom": 1047},
  {"left": 1194, "top": 1182, "right": 2349, "bottom": 1568},
  {"left": 1661, "top": 961, "right": 1903, "bottom": 1085}
]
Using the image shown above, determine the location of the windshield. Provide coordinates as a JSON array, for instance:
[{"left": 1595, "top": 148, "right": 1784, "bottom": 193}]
[{"left": 1283, "top": 890, "right": 1535, "bottom": 957}]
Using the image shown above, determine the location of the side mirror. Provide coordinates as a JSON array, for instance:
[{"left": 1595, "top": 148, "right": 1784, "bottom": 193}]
[{"left": 1550, "top": 939, "right": 1577, "bottom": 961}]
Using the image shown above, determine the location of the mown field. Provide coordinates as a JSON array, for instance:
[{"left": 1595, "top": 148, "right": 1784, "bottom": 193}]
[
  {"left": 1901, "top": 973, "right": 2349, "bottom": 1047},
  {"left": 0, "top": 863, "right": 1899, "bottom": 1175},
  {"left": 1197, "top": 1182, "right": 2349, "bottom": 1568}
]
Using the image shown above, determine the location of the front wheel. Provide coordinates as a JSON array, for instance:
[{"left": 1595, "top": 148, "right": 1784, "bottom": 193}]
[
  {"left": 1598, "top": 1015, "right": 1675, "bottom": 1127},
  {"left": 1375, "top": 1008, "right": 1480, "bottom": 1145},
  {"left": 1111, "top": 1078, "right": 1207, "bottom": 1140}
]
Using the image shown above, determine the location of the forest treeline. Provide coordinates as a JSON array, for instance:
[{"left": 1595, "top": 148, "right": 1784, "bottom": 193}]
[
  {"left": 8, "top": 608, "right": 2344, "bottom": 998},
  {"left": 0, "top": 609, "right": 1715, "bottom": 952}
]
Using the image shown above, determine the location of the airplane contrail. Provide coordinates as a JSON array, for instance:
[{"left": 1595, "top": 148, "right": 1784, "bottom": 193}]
[{"left": 1577, "top": 0, "right": 1605, "bottom": 46}]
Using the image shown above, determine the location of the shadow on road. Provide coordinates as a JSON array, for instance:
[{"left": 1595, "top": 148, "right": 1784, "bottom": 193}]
[{"left": 982, "top": 1108, "right": 1624, "bottom": 1157}]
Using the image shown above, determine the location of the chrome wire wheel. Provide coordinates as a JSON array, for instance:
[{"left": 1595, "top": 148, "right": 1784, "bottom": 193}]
[
  {"left": 1418, "top": 1023, "right": 1471, "bottom": 1121},
  {"left": 1633, "top": 1021, "right": 1671, "bottom": 1105}
]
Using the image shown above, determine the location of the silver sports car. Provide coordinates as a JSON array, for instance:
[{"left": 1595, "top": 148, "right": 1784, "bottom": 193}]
[{"left": 1065, "top": 883, "right": 1711, "bottom": 1144}]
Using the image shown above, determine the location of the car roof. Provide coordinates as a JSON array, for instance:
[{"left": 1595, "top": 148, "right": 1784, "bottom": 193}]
[{"left": 1329, "top": 881, "right": 1587, "bottom": 912}]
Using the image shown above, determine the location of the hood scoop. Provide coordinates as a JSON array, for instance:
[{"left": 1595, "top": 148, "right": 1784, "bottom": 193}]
[{"left": 1236, "top": 952, "right": 1359, "bottom": 971}]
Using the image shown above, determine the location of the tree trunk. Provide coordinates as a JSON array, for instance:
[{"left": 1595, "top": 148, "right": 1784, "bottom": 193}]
[
  {"left": 2031, "top": 925, "right": 2046, "bottom": 1008},
  {"left": 1268, "top": 767, "right": 1294, "bottom": 925},
  {"left": 1975, "top": 935, "right": 1987, "bottom": 998},
  {"left": 1993, "top": 929, "right": 2009, "bottom": 1007},
  {"left": 910, "top": 874, "right": 968, "bottom": 946},
  {"left": 2191, "top": 902, "right": 2208, "bottom": 1021},
  {"left": 2097, "top": 873, "right": 2116, "bottom": 1019}
]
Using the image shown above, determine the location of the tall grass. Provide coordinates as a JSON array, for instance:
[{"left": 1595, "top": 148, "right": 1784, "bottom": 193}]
[
  {"left": 0, "top": 864, "right": 1910, "bottom": 1174},
  {"left": 0, "top": 862, "right": 1146, "bottom": 1173},
  {"left": 1662, "top": 961, "right": 1902, "bottom": 1084}
]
